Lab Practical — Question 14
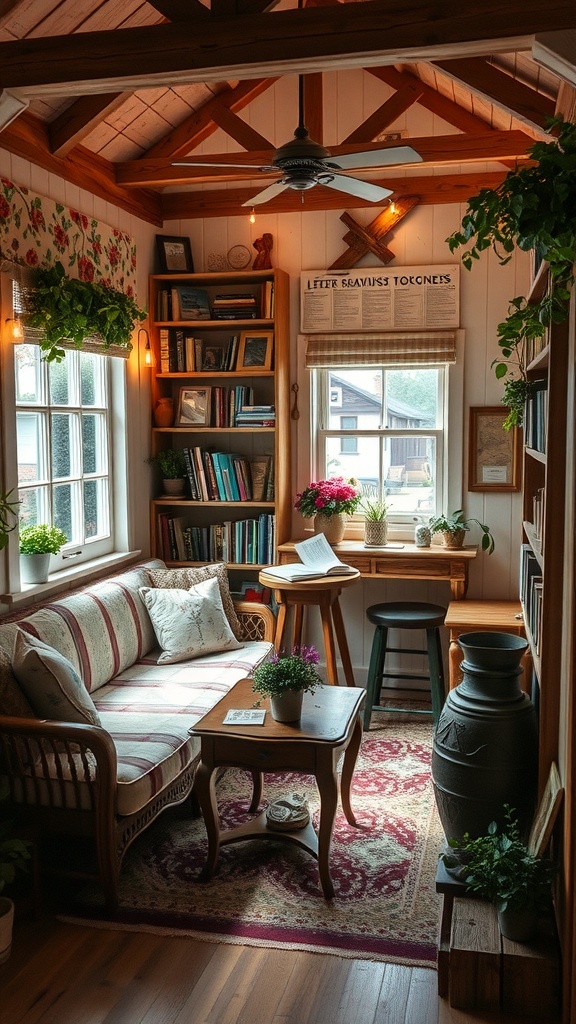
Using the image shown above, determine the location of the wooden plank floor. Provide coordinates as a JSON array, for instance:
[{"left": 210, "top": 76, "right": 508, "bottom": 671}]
[{"left": 1, "top": 915, "right": 549, "bottom": 1024}]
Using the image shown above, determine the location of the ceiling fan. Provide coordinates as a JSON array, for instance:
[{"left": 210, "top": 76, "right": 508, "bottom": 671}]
[{"left": 173, "top": 77, "right": 423, "bottom": 207}]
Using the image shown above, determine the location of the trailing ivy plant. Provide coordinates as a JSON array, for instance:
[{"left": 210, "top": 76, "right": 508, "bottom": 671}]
[
  {"left": 447, "top": 117, "right": 576, "bottom": 428},
  {"left": 25, "top": 261, "right": 146, "bottom": 363}
]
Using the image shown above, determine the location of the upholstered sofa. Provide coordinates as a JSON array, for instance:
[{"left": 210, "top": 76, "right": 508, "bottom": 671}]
[{"left": 0, "top": 558, "right": 275, "bottom": 910}]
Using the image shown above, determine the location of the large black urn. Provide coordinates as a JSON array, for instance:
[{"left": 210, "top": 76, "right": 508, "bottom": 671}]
[{"left": 432, "top": 631, "right": 538, "bottom": 844}]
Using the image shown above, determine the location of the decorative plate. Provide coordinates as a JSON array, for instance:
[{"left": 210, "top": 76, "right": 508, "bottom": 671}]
[{"left": 227, "top": 244, "right": 252, "bottom": 269}]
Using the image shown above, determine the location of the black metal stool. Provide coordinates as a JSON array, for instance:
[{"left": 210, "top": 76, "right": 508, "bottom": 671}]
[{"left": 364, "top": 601, "right": 447, "bottom": 730}]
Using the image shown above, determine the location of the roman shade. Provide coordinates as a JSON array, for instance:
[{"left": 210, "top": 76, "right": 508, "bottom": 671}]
[{"left": 304, "top": 331, "right": 458, "bottom": 368}]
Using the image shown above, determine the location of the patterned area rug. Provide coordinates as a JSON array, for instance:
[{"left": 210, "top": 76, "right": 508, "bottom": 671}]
[{"left": 62, "top": 719, "right": 444, "bottom": 967}]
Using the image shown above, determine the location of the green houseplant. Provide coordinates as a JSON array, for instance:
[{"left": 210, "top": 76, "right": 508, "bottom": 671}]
[
  {"left": 442, "top": 806, "right": 554, "bottom": 941},
  {"left": 447, "top": 117, "right": 576, "bottom": 428},
  {"left": 25, "top": 261, "right": 146, "bottom": 363},
  {"left": 147, "top": 449, "right": 187, "bottom": 496},
  {"left": 252, "top": 645, "right": 324, "bottom": 722},
  {"left": 0, "top": 489, "right": 20, "bottom": 551},
  {"left": 19, "top": 523, "right": 68, "bottom": 584},
  {"left": 429, "top": 509, "right": 495, "bottom": 554}
]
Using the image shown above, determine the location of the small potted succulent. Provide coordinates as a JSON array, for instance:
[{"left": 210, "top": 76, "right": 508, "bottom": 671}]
[
  {"left": 360, "top": 496, "right": 391, "bottom": 548},
  {"left": 442, "top": 806, "right": 554, "bottom": 942},
  {"left": 429, "top": 509, "right": 495, "bottom": 554},
  {"left": 147, "top": 448, "right": 187, "bottom": 496},
  {"left": 19, "top": 523, "right": 68, "bottom": 584},
  {"left": 252, "top": 645, "right": 324, "bottom": 722}
]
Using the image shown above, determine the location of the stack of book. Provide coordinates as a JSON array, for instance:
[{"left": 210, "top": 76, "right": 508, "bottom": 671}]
[
  {"left": 183, "top": 446, "right": 274, "bottom": 503},
  {"left": 212, "top": 293, "right": 260, "bottom": 320},
  {"left": 235, "top": 404, "right": 276, "bottom": 427}
]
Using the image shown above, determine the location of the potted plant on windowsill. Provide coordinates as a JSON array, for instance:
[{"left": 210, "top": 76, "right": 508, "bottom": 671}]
[
  {"left": 429, "top": 509, "right": 495, "bottom": 554},
  {"left": 294, "top": 478, "right": 360, "bottom": 545},
  {"left": 252, "top": 645, "right": 324, "bottom": 722},
  {"left": 442, "top": 806, "right": 554, "bottom": 942},
  {"left": 360, "top": 496, "right": 391, "bottom": 548},
  {"left": 146, "top": 449, "right": 187, "bottom": 496},
  {"left": 19, "top": 523, "right": 68, "bottom": 585}
]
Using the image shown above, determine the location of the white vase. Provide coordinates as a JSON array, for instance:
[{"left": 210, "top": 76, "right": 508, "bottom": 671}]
[
  {"left": 20, "top": 552, "right": 51, "bottom": 584},
  {"left": 270, "top": 689, "right": 304, "bottom": 723},
  {"left": 0, "top": 897, "right": 14, "bottom": 964},
  {"left": 313, "top": 512, "right": 347, "bottom": 545}
]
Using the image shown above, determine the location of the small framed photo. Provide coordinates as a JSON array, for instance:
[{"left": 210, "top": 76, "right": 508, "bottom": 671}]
[
  {"left": 468, "top": 406, "right": 522, "bottom": 492},
  {"left": 202, "top": 345, "right": 223, "bottom": 371},
  {"left": 176, "top": 387, "right": 211, "bottom": 427},
  {"left": 156, "top": 235, "right": 194, "bottom": 274},
  {"left": 238, "top": 331, "right": 274, "bottom": 371}
]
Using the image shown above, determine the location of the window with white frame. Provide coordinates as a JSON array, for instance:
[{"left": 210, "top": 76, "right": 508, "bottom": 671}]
[
  {"left": 313, "top": 364, "right": 448, "bottom": 520},
  {"left": 14, "top": 343, "right": 116, "bottom": 571}
]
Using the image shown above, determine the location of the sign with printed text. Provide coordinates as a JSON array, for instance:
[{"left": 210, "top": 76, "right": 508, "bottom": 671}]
[{"left": 300, "top": 265, "right": 460, "bottom": 332}]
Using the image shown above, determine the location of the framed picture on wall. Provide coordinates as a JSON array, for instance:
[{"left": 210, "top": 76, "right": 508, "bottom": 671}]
[
  {"left": 468, "top": 406, "right": 522, "bottom": 492},
  {"left": 156, "top": 235, "right": 194, "bottom": 273},
  {"left": 237, "top": 331, "right": 274, "bottom": 371},
  {"left": 175, "top": 387, "right": 211, "bottom": 427}
]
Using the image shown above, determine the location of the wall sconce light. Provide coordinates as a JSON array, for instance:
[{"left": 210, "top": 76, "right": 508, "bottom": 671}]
[
  {"left": 5, "top": 316, "right": 23, "bottom": 342},
  {"left": 249, "top": 208, "right": 256, "bottom": 224},
  {"left": 389, "top": 200, "right": 397, "bottom": 215},
  {"left": 139, "top": 328, "right": 154, "bottom": 367}
]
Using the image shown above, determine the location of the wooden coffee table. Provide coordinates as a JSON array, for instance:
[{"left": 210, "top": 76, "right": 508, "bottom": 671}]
[{"left": 192, "top": 677, "right": 366, "bottom": 898}]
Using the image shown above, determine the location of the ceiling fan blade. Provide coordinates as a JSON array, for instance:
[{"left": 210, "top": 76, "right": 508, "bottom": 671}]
[
  {"left": 173, "top": 160, "right": 275, "bottom": 171},
  {"left": 333, "top": 145, "right": 422, "bottom": 171},
  {"left": 322, "top": 174, "right": 393, "bottom": 202},
  {"left": 241, "top": 181, "right": 290, "bottom": 206}
]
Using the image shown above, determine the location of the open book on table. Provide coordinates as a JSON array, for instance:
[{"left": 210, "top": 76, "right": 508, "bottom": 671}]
[{"left": 264, "top": 533, "right": 356, "bottom": 582}]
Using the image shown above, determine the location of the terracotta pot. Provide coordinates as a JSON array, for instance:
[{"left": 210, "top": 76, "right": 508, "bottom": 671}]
[
  {"left": 154, "top": 398, "right": 174, "bottom": 427},
  {"left": 313, "top": 512, "right": 347, "bottom": 545}
]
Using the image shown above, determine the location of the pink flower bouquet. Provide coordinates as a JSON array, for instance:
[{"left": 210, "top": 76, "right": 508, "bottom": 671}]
[{"left": 294, "top": 477, "right": 360, "bottom": 518}]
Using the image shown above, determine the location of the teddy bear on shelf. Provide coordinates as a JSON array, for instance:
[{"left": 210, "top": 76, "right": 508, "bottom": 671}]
[{"left": 252, "top": 232, "right": 273, "bottom": 270}]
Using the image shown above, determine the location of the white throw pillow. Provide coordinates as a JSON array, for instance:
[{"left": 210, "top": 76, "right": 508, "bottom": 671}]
[
  {"left": 12, "top": 630, "right": 101, "bottom": 726},
  {"left": 146, "top": 563, "right": 243, "bottom": 639},
  {"left": 139, "top": 576, "right": 243, "bottom": 665}
]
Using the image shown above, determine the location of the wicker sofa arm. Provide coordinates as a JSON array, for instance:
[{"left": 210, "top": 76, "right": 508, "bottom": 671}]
[
  {"left": 233, "top": 600, "right": 276, "bottom": 643},
  {"left": 0, "top": 715, "right": 117, "bottom": 814}
]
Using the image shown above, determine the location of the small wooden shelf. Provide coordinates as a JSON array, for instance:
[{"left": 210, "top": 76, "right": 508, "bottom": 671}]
[{"left": 152, "top": 426, "right": 275, "bottom": 435}]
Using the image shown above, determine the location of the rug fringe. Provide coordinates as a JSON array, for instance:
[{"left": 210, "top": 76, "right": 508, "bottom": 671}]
[{"left": 56, "top": 914, "right": 437, "bottom": 969}]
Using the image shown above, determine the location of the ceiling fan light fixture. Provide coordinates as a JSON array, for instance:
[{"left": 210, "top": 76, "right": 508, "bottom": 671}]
[{"left": 249, "top": 207, "right": 256, "bottom": 223}]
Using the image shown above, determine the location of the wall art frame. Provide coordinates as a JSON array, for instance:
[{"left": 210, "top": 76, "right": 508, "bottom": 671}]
[
  {"left": 468, "top": 405, "right": 521, "bottom": 492},
  {"left": 237, "top": 330, "right": 274, "bottom": 371},
  {"left": 156, "top": 235, "right": 194, "bottom": 274},
  {"left": 175, "top": 386, "right": 211, "bottom": 427}
]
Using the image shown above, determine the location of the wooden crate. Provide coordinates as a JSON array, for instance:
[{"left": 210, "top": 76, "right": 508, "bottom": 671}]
[{"left": 448, "top": 898, "right": 500, "bottom": 1011}]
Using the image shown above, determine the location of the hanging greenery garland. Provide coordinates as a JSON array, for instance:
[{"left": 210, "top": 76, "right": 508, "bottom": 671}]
[
  {"left": 447, "top": 116, "right": 576, "bottom": 428},
  {"left": 25, "top": 261, "right": 146, "bottom": 363}
]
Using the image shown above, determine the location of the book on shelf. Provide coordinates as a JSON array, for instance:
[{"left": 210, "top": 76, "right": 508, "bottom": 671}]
[
  {"left": 250, "top": 456, "right": 272, "bottom": 501},
  {"left": 261, "top": 280, "right": 274, "bottom": 319},
  {"left": 264, "top": 533, "right": 355, "bottom": 582},
  {"left": 212, "top": 293, "right": 260, "bottom": 320},
  {"left": 172, "top": 286, "right": 211, "bottom": 321}
]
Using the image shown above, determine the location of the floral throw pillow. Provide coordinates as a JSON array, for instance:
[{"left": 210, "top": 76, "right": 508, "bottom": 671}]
[
  {"left": 139, "top": 576, "right": 243, "bottom": 665},
  {"left": 12, "top": 630, "right": 101, "bottom": 726},
  {"left": 146, "top": 563, "right": 242, "bottom": 639}
]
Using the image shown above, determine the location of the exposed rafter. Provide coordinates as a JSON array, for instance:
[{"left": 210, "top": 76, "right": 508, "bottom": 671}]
[
  {"left": 367, "top": 66, "right": 495, "bottom": 134},
  {"left": 1, "top": 2, "right": 575, "bottom": 96},
  {"left": 433, "top": 57, "right": 557, "bottom": 131},
  {"left": 116, "top": 131, "right": 534, "bottom": 187},
  {"left": 342, "top": 80, "right": 425, "bottom": 145},
  {"left": 49, "top": 93, "right": 132, "bottom": 157}
]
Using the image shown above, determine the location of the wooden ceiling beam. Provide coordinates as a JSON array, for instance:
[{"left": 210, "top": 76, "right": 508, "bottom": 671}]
[
  {"left": 433, "top": 57, "right": 557, "bottom": 131},
  {"left": 0, "top": 111, "right": 162, "bottom": 225},
  {"left": 0, "top": 0, "right": 23, "bottom": 18},
  {"left": 49, "top": 93, "right": 133, "bottom": 158},
  {"left": 210, "top": 104, "right": 273, "bottom": 149},
  {"left": 368, "top": 66, "right": 494, "bottom": 134},
  {"left": 117, "top": 130, "right": 534, "bottom": 186},
  {"left": 161, "top": 170, "right": 509, "bottom": 219},
  {"left": 343, "top": 80, "right": 425, "bottom": 145},
  {"left": 1, "top": 2, "right": 575, "bottom": 96},
  {"left": 146, "top": 0, "right": 210, "bottom": 19},
  {"left": 143, "top": 78, "right": 277, "bottom": 160}
]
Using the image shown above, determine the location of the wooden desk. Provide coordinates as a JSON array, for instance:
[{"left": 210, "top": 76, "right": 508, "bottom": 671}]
[
  {"left": 277, "top": 541, "right": 478, "bottom": 600},
  {"left": 192, "top": 677, "right": 365, "bottom": 898},
  {"left": 259, "top": 568, "right": 361, "bottom": 687},
  {"left": 445, "top": 600, "right": 531, "bottom": 692}
]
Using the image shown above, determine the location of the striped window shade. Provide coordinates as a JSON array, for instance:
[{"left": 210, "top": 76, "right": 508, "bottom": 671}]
[
  {"left": 304, "top": 331, "right": 458, "bottom": 368},
  {"left": 11, "top": 273, "right": 131, "bottom": 360}
]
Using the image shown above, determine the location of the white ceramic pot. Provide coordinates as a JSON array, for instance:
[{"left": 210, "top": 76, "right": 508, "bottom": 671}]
[
  {"left": 20, "top": 552, "right": 51, "bottom": 584},
  {"left": 270, "top": 689, "right": 304, "bottom": 723},
  {"left": 0, "top": 897, "right": 14, "bottom": 964}
]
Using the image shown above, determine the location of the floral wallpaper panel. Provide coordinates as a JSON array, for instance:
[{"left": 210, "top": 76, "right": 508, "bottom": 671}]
[{"left": 0, "top": 178, "right": 137, "bottom": 295}]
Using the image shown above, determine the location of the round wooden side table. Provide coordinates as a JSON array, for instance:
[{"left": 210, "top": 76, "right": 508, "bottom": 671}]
[{"left": 259, "top": 568, "right": 361, "bottom": 686}]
